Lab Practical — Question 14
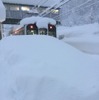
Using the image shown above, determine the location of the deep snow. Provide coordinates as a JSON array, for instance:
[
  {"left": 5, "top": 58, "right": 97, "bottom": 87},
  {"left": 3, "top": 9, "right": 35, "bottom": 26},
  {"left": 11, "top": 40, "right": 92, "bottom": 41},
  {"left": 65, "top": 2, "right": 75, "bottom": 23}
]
[
  {"left": 1, "top": 0, "right": 99, "bottom": 99},
  {"left": 57, "top": 23, "right": 99, "bottom": 54},
  {"left": 0, "top": 35, "right": 99, "bottom": 100}
]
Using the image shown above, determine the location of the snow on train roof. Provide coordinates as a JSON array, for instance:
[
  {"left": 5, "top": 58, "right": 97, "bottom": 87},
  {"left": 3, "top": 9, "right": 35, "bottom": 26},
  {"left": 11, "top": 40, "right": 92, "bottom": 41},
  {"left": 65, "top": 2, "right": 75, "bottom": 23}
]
[{"left": 20, "top": 16, "right": 56, "bottom": 28}]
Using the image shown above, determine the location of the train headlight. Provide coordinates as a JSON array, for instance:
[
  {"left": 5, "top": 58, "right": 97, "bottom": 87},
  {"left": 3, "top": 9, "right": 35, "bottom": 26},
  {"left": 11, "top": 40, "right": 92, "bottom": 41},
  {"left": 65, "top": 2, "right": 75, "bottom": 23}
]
[
  {"left": 30, "top": 25, "right": 33, "bottom": 29},
  {"left": 31, "top": 30, "right": 34, "bottom": 33},
  {"left": 49, "top": 26, "right": 53, "bottom": 29}
]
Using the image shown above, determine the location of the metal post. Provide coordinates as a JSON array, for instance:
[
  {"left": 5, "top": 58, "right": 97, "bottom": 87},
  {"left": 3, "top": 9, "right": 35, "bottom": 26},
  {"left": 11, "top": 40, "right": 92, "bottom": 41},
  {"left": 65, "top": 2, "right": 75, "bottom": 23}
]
[{"left": 0, "top": 23, "right": 2, "bottom": 40}]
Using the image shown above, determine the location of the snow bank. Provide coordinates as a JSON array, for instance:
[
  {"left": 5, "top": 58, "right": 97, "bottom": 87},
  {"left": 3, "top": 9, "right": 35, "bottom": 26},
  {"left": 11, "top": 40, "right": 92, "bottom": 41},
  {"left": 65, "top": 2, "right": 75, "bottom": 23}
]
[
  {"left": 0, "top": 0, "right": 6, "bottom": 22},
  {"left": 0, "top": 35, "right": 99, "bottom": 100},
  {"left": 57, "top": 23, "right": 99, "bottom": 54},
  {"left": 64, "top": 37, "right": 99, "bottom": 54},
  {"left": 57, "top": 23, "right": 99, "bottom": 38}
]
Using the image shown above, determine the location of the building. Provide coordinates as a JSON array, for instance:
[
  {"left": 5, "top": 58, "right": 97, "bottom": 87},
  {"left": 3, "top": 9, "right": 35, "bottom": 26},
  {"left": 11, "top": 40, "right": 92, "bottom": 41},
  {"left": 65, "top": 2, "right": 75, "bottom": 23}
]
[{"left": 2, "top": 0, "right": 60, "bottom": 24}]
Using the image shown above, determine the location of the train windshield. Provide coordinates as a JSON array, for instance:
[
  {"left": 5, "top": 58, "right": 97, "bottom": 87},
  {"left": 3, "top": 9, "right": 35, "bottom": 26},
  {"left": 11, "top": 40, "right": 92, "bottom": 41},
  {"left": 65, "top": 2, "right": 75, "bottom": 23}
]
[
  {"left": 10, "top": 26, "right": 24, "bottom": 35},
  {"left": 48, "top": 24, "right": 56, "bottom": 37},
  {"left": 38, "top": 28, "right": 47, "bottom": 35},
  {"left": 26, "top": 23, "right": 38, "bottom": 35}
]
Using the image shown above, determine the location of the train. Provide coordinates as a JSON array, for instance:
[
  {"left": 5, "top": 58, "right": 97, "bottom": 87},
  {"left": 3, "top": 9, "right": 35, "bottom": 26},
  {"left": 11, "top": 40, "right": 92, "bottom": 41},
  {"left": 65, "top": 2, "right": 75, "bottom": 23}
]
[{"left": 9, "top": 17, "right": 57, "bottom": 37}]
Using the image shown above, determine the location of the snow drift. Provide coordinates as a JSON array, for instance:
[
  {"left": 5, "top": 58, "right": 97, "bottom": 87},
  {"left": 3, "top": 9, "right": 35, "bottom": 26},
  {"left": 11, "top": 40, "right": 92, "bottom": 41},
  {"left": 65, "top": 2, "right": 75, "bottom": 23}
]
[
  {"left": 57, "top": 23, "right": 99, "bottom": 54},
  {"left": 0, "top": 35, "right": 99, "bottom": 100}
]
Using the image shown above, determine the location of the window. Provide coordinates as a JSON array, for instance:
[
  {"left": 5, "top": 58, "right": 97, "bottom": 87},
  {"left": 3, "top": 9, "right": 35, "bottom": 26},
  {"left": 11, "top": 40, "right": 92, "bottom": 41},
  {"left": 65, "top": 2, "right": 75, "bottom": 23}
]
[
  {"left": 21, "top": 6, "right": 30, "bottom": 11},
  {"left": 10, "top": 5, "right": 20, "bottom": 11},
  {"left": 26, "top": 24, "right": 38, "bottom": 35},
  {"left": 51, "top": 9, "right": 59, "bottom": 14},
  {"left": 38, "top": 28, "right": 47, "bottom": 35}
]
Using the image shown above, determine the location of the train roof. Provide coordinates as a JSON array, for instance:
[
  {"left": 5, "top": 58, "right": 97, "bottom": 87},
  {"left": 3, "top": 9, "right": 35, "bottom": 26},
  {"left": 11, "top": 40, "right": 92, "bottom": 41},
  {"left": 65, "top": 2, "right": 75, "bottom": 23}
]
[{"left": 20, "top": 16, "right": 56, "bottom": 28}]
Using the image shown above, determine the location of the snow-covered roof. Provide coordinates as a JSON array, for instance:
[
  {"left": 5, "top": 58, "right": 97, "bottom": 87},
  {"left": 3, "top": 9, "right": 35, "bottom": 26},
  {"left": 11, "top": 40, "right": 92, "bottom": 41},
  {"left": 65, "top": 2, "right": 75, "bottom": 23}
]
[
  {"left": 0, "top": 0, "right": 6, "bottom": 22},
  {"left": 1, "top": 0, "right": 60, "bottom": 7}
]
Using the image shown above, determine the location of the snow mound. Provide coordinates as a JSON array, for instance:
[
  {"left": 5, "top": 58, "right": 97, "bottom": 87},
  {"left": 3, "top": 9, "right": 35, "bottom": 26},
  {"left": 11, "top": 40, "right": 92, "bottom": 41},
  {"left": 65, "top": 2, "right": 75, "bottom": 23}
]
[
  {"left": 64, "top": 37, "right": 99, "bottom": 54},
  {"left": 57, "top": 23, "right": 99, "bottom": 38},
  {"left": 0, "top": 35, "right": 99, "bottom": 100},
  {"left": 57, "top": 23, "right": 99, "bottom": 54}
]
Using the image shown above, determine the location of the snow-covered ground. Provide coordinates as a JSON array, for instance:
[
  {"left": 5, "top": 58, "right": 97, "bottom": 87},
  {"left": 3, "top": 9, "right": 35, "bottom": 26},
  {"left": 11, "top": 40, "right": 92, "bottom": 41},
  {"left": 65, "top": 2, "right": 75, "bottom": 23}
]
[
  {"left": 0, "top": 35, "right": 99, "bottom": 100},
  {"left": 57, "top": 23, "right": 99, "bottom": 38},
  {"left": 57, "top": 23, "right": 99, "bottom": 54}
]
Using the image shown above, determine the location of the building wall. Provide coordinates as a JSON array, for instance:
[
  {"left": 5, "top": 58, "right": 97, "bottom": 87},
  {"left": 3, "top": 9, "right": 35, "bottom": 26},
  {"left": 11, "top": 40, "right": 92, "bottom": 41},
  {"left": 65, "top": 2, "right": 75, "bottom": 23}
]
[
  {"left": 3, "top": 3, "right": 45, "bottom": 24},
  {"left": 3, "top": 3, "right": 60, "bottom": 24},
  {"left": 60, "top": 0, "right": 99, "bottom": 26}
]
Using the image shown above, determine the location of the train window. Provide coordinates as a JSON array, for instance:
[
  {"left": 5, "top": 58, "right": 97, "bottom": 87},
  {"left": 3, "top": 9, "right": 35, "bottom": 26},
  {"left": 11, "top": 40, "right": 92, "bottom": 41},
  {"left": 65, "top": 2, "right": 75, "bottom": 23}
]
[
  {"left": 38, "top": 28, "right": 47, "bottom": 35},
  {"left": 11, "top": 27, "right": 24, "bottom": 35},
  {"left": 48, "top": 24, "right": 56, "bottom": 37},
  {"left": 21, "top": 6, "right": 30, "bottom": 11},
  {"left": 51, "top": 9, "right": 59, "bottom": 14},
  {"left": 26, "top": 23, "right": 38, "bottom": 35},
  {"left": 10, "top": 5, "right": 20, "bottom": 11}
]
